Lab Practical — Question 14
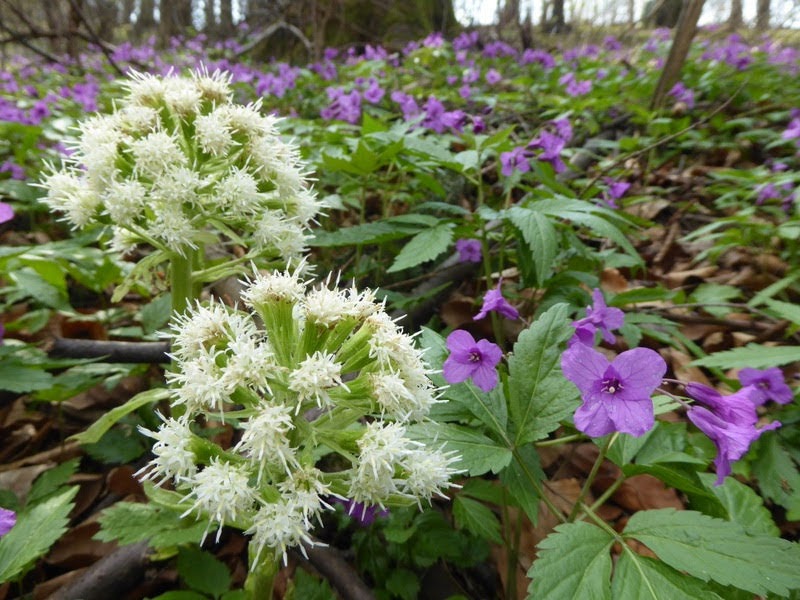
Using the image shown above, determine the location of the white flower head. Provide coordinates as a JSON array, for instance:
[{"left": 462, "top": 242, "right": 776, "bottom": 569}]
[
  {"left": 163, "top": 76, "right": 202, "bottom": 116},
  {"left": 215, "top": 167, "right": 261, "bottom": 214},
  {"left": 246, "top": 499, "right": 317, "bottom": 565},
  {"left": 182, "top": 458, "right": 258, "bottom": 542},
  {"left": 302, "top": 284, "right": 351, "bottom": 328},
  {"left": 401, "top": 448, "right": 462, "bottom": 504},
  {"left": 235, "top": 402, "right": 298, "bottom": 477},
  {"left": 241, "top": 266, "right": 308, "bottom": 308},
  {"left": 130, "top": 131, "right": 187, "bottom": 179},
  {"left": 288, "top": 351, "right": 346, "bottom": 410},
  {"left": 192, "top": 66, "right": 233, "bottom": 103},
  {"left": 103, "top": 179, "right": 147, "bottom": 226},
  {"left": 195, "top": 109, "right": 235, "bottom": 157},
  {"left": 136, "top": 413, "right": 197, "bottom": 485}
]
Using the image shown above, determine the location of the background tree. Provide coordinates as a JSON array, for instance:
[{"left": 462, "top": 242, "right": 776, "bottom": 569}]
[
  {"left": 729, "top": 0, "right": 744, "bottom": 28},
  {"left": 757, "top": 0, "right": 771, "bottom": 29}
]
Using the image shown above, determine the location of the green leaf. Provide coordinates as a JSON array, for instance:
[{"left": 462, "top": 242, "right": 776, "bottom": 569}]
[
  {"left": 150, "top": 592, "right": 208, "bottom": 600},
  {"left": 623, "top": 508, "right": 800, "bottom": 597},
  {"left": 750, "top": 432, "right": 800, "bottom": 519},
  {"left": 310, "top": 219, "right": 419, "bottom": 247},
  {"left": 0, "top": 363, "right": 54, "bottom": 393},
  {"left": 140, "top": 293, "right": 173, "bottom": 335},
  {"left": 290, "top": 567, "right": 337, "bottom": 600},
  {"left": 387, "top": 223, "right": 452, "bottom": 273},
  {"left": 506, "top": 206, "right": 558, "bottom": 287},
  {"left": 386, "top": 568, "right": 420, "bottom": 600},
  {"left": 507, "top": 303, "right": 578, "bottom": 446},
  {"left": 70, "top": 387, "right": 171, "bottom": 445},
  {"left": 692, "top": 344, "right": 800, "bottom": 369},
  {"left": 26, "top": 458, "right": 80, "bottom": 505},
  {"left": 177, "top": 546, "right": 231, "bottom": 597},
  {"left": 95, "top": 501, "right": 212, "bottom": 550},
  {"left": 763, "top": 298, "right": 800, "bottom": 326},
  {"left": 0, "top": 486, "right": 78, "bottom": 582},
  {"left": 612, "top": 553, "right": 723, "bottom": 600},
  {"left": 622, "top": 464, "right": 718, "bottom": 502},
  {"left": 83, "top": 427, "right": 147, "bottom": 465},
  {"left": 500, "top": 445, "right": 542, "bottom": 524},
  {"left": 406, "top": 423, "right": 512, "bottom": 476},
  {"left": 606, "top": 430, "right": 654, "bottom": 467},
  {"left": 690, "top": 473, "right": 779, "bottom": 537},
  {"left": 526, "top": 521, "right": 613, "bottom": 600},
  {"left": 452, "top": 496, "right": 503, "bottom": 544},
  {"left": 688, "top": 284, "right": 741, "bottom": 318}
]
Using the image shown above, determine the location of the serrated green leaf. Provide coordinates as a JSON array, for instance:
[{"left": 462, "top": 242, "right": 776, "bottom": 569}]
[
  {"left": 507, "top": 303, "right": 578, "bottom": 446},
  {"left": 506, "top": 206, "right": 558, "bottom": 287},
  {"left": 95, "top": 501, "right": 212, "bottom": 550},
  {"left": 606, "top": 430, "right": 654, "bottom": 467},
  {"left": 453, "top": 496, "right": 503, "bottom": 544},
  {"left": 83, "top": 427, "right": 147, "bottom": 465},
  {"left": 291, "top": 567, "right": 338, "bottom": 600},
  {"left": 177, "top": 546, "right": 231, "bottom": 597},
  {"left": 691, "top": 473, "right": 779, "bottom": 536},
  {"left": 763, "top": 298, "right": 800, "bottom": 326},
  {"left": 526, "top": 521, "right": 614, "bottom": 600},
  {"left": 26, "top": 458, "right": 80, "bottom": 506},
  {"left": 387, "top": 223, "right": 452, "bottom": 273},
  {"left": 692, "top": 344, "right": 800, "bottom": 369},
  {"left": 406, "top": 423, "right": 512, "bottom": 476},
  {"left": 0, "top": 363, "right": 54, "bottom": 393},
  {"left": 500, "top": 445, "right": 542, "bottom": 524},
  {"left": 623, "top": 508, "right": 800, "bottom": 597},
  {"left": 70, "top": 387, "right": 171, "bottom": 445},
  {"left": 140, "top": 293, "right": 173, "bottom": 335},
  {"left": 688, "top": 284, "right": 741, "bottom": 318},
  {"left": 0, "top": 486, "right": 78, "bottom": 582},
  {"left": 310, "top": 220, "right": 416, "bottom": 247},
  {"left": 622, "top": 464, "right": 719, "bottom": 502},
  {"left": 750, "top": 432, "right": 800, "bottom": 518},
  {"left": 386, "top": 568, "right": 420, "bottom": 600},
  {"left": 612, "top": 553, "right": 723, "bottom": 600}
]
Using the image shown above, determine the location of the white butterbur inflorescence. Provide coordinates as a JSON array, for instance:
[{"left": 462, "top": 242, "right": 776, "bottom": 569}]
[
  {"left": 40, "top": 67, "right": 322, "bottom": 265},
  {"left": 137, "top": 268, "right": 460, "bottom": 564}
]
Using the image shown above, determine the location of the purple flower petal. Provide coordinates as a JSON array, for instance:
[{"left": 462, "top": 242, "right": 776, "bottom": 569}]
[
  {"left": 738, "top": 367, "right": 794, "bottom": 405},
  {"left": 0, "top": 507, "right": 15, "bottom": 537},
  {"left": 0, "top": 202, "right": 13, "bottom": 224}
]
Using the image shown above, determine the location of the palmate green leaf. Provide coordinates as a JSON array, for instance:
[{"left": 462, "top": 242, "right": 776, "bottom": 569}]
[
  {"left": 387, "top": 223, "right": 453, "bottom": 273},
  {"left": 623, "top": 508, "right": 800, "bottom": 597},
  {"left": 505, "top": 206, "right": 558, "bottom": 287},
  {"left": 526, "top": 521, "right": 614, "bottom": 600},
  {"left": 691, "top": 344, "right": 800, "bottom": 369},
  {"left": 452, "top": 496, "right": 503, "bottom": 544},
  {"left": 406, "top": 422, "right": 512, "bottom": 476},
  {"left": 95, "top": 501, "right": 212, "bottom": 550},
  {"left": 0, "top": 486, "right": 78, "bottom": 583},
  {"left": 69, "top": 387, "right": 172, "bottom": 445},
  {"left": 507, "top": 303, "right": 578, "bottom": 446},
  {"left": 612, "top": 553, "right": 723, "bottom": 600}
]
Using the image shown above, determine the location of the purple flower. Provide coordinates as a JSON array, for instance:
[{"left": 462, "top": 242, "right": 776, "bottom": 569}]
[
  {"left": 500, "top": 146, "right": 531, "bottom": 177},
  {"left": 485, "top": 68, "right": 502, "bottom": 85},
  {"left": 422, "top": 96, "right": 464, "bottom": 133},
  {"left": 0, "top": 507, "right": 14, "bottom": 537},
  {"left": 602, "top": 179, "right": 631, "bottom": 208},
  {"left": 528, "top": 130, "right": 567, "bottom": 173},
  {"left": 474, "top": 281, "right": 519, "bottom": 321},
  {"left": 320, "top": 87, "right": 362, "bottom": 124},
  {"left": 455, "top": 238, "right": 481, "bottom": 263},
  {"left": 561, "top": 344, "right": 667, "bottom": 437},
  {"left": 0, "top": 202, "right": 13, "bottom": 224},
  {"left": 738, "top": 367, "right": 793, "bottom": 405},
  {"left": 0, "top": 161, "right": 24, "bottom": 181},
  {"left": 685, "top": 382, "right": 758, "bottom": 426},
  {"left": 443, "top": 330, "right": 502, "bottom": 392},
  {"left": 363, "top": 79, "right": 385, "bottom": 104},
  {"left": 520, "top": 48, "right": 555, "bottom": 69},
  {"left": 668, "top": 82, "right": 696, "bottom": 109},
  {"left": 453, "top": 31, "right": 479, "bottom": 51},
  {"left": 688, "top": 406, "right": 780, "bottom": 485},
  {"left": 552, "top": 118, "right": 573, "bottom": 142},
  {"left": 783, "top": 117, "right": 800, "bottom": 141},
  {"left": 569, "top": 289, "right": 625, "bottom": 346},
  {"left": 559, "top": 72, "right": 592, "bottom": 97},
  {"left": 335, "top": 498, "right": 388, "bottom": 526},
  {"left": 390, "top": 91, "right": 421, "bottom": 121}
]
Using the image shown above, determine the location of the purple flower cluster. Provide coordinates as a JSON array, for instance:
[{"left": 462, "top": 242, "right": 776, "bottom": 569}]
[
  {"left": 668, "top": 82, "right": 696, "bottom": 109},
  {"left": 559, "top": 72, "right": 592, "bottom": 97},
  {"left": 520, "top": 48, "right": 556, "bottom": 69},
  {"left": 501, "top": 118, "right": 573, "bottom": 177},
  {"left": 320, "top": 86, "right": 362, "bottom": 124}
]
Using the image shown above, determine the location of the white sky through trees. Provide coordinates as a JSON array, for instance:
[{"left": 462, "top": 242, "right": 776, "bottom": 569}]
[{"left": 453, "top": 1, "right": 800, "bottom": 27}]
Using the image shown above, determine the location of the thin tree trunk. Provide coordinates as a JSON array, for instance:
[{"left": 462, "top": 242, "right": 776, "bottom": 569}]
[
  {"left": 651, "top": 0, "right": 705, "bottom": 110},
  {"left": 204, "top": 0, "right": 216, "bottom": 33},
  {"left": 756, "top": 0, "right": 771, "bottom": 30},
  {"left": 729, "top": 0, "right": 743, "bottom": 29},
  {"left": 220, "top": 0, "right": 233, "bottom": 33},
  {"left": 135, "top": 0, "right": 156, "bottom": 36}
]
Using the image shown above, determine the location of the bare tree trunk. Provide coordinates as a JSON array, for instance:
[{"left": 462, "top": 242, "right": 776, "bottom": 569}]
[
  {"left": 204, "top": 0, "right": 216, "bottom": 33},
  {"left": 551, "top": 0, "right": 566, "bottom": 32},
  {"left": 756, "top": 0, "right": 771, "bottom": 30},
  {"left": 498, "top": 0, "right": 520, "bottom": 44},
  {"left": 651, "top": 0, "right": 705, "bottom": 109},
  {"left": 628, "top": 0, "right": 635, "bottom": 24},
  {"left": 729, "top": 0, "right": 743, "bottom": 29},
  {"left": 158, "top": 0, "right": 191, "bottom": 43},
  {"left": 66, "top": 0, "right": 83, "bottom": 57},
  {"left": 135, "top": 0, "right": 156, "bottom": 36},
  {"left": 220, "top": 0, "right": 234, "bottom": 33},
  {"left": 121, "top": 0, "right": 136, "bottom": 26}
]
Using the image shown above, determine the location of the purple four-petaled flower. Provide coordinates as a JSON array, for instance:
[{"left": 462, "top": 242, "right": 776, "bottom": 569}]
[
  {"left": 569, "top": 289, "right": 625, "bottom": 347},
  {"left": 561, "top": 344, "right": 666, "bottom": 437},
  {"left": 443, "top": 330, "right": 502, "bottom": 392}
]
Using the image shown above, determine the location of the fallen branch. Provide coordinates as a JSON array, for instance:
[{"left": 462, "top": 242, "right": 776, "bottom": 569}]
[
  {"left": 49, "top": 540, "right": 150, "bottom": 600},
  {"left": 47, "top": 338, "right": 170, "bottom": 363},
  {"left": 293, "top": 541, "right": 375, "bottom": 600}
]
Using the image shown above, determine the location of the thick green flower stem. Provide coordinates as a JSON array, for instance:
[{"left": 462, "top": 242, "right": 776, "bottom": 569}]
[
  {"left": 245, "top": 550, "right": 278, "bottom": 599},
  {"left": 170, "top": 249, "right": 198, "bottom": 318}
]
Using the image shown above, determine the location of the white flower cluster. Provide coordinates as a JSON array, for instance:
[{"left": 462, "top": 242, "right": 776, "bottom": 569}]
[
  {"left": 138, "top": 268, "right": 460, "bottom": 563},
  {"left": 41, "top": 68, "right": 321, "bottom": 262}
]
